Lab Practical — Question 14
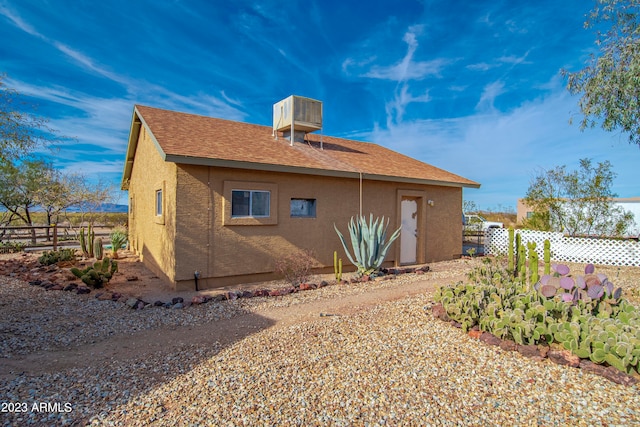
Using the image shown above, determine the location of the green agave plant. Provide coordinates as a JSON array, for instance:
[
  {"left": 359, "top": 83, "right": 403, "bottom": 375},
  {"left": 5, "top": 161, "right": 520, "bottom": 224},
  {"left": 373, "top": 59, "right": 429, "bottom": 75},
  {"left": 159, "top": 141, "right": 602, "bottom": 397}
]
[{"left": 334, "top": 214, "right": 401, "bottom": 276}]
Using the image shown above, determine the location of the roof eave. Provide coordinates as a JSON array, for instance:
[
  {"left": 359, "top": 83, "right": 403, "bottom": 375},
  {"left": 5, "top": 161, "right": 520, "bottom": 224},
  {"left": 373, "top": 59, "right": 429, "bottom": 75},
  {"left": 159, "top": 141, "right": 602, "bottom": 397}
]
[
  {"left": 164, "top": 154, "right": 481, "bottom": 188},
  {"left": 121, "top": 106, "right": 167, "bottom": 190}
]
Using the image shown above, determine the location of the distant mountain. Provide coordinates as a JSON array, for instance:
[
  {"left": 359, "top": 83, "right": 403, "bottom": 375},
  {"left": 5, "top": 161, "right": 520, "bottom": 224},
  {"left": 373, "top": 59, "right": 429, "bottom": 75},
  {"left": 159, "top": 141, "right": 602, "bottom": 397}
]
[
  {"left": 95, "top": 203, "right": 129, "bottom": 213},
  {"left": 65, "top": 203, "right": 129, "bottom": 213}
]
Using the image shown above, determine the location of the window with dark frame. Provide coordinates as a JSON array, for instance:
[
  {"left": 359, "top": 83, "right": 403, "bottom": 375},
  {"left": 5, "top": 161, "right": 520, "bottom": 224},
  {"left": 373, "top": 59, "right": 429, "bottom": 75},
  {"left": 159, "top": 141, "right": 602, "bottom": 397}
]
[
  {"left": 155, "top": 189, "right": 163, "bottom": 216},
  {"left": 231, "top": 190, "right": 270, "bottom": 218},
  {"left": 290, "top": 198, "right": 317, "bottom": 218}
]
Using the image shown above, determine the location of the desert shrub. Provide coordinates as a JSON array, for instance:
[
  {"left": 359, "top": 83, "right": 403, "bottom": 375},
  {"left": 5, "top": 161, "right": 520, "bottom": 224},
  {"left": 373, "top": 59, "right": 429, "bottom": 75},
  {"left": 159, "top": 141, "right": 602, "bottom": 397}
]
[
  {"left": 0, "top": 242, "right": 26, "bottom": 254},
  {"left": 274, "top": 249, "right": 316, "bottom": 286},
  {"left": 38, "top": 248, "right": 77, "bottom": 265}
]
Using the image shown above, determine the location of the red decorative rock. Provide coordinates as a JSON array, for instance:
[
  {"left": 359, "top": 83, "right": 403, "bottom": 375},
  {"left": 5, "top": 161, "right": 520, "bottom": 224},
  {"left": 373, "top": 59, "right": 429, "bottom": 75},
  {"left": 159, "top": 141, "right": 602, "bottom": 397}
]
[
  {"left": 579, "top": 360, "right": 607, "bottom": 376},
  {"left": 299, "top": 283, "right": 313, "bottom": 291},
  {"left": 431, "top": 304, "right": 450, "bottom": 321},
  {"left": 601, "top": 366, "right": 638, "bottom": 386},
  {"left": 97, "top": 292, "right": 113, "bottom": 301},
  {"left": 499, "top": 340, "right": 517, "bottom": 352},
  {"left": 548, "top": 349, "right": 580, "bottom": 368},
  {"left": 517, "top": 344, "right": 544, "bottom": 358},
  {"left": 468, "top": 330, "right": 482, "bottom": 339},
  {"left": 479, "top": 332, "right": 502, "bottom": 346},
  {"left": 191, "top": 296, "right": 207, "bottom": 305}
]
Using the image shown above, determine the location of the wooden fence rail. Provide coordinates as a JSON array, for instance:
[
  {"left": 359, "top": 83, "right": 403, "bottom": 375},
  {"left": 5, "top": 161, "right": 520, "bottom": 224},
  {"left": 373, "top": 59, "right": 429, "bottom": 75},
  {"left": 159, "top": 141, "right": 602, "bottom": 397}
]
[{"left": 0, "top": 225, "right": 63, "bottom": 252}]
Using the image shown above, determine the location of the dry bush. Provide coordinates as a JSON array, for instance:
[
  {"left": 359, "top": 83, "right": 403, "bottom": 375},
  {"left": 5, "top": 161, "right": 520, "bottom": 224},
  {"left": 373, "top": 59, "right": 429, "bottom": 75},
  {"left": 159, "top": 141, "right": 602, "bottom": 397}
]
[{"left": 274, "top": 249, "right": 316, "bottom": 285}]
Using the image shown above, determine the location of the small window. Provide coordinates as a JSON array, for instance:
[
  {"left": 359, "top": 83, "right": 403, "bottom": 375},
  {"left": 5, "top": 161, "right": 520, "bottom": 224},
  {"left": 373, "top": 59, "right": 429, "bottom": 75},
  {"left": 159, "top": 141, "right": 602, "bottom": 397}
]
[
  {"left": 155, "top": 189, "right": 163, "bottom": 216},
  {"left": 291, "top": 198, "right": 316, "bottom": 218},
  {"left": 526, "top": 211, "right": 534, "bottom": 219},
  {"left": 231, "top": 190, "right": 270, "bottom": 218}
]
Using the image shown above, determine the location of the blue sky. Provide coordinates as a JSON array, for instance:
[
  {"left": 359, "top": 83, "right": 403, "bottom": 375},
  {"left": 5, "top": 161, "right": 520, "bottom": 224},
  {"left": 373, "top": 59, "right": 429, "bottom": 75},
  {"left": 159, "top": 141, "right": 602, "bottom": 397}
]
[{"left": 1, "top": 0, "right": 638, "bottom": 210}]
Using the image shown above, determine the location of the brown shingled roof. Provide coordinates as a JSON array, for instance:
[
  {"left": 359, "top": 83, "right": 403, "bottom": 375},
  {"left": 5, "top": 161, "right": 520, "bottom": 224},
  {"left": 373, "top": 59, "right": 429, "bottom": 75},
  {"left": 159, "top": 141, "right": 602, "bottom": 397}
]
[{"left": 121, "top": 105, "right": 480, "bottom": 190}]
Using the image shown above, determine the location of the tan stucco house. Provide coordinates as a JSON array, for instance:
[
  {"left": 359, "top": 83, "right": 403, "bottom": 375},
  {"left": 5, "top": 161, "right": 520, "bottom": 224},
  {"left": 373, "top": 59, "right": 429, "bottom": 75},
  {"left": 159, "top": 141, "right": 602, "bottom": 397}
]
[{"left": 121, "top": 98, "right": 480, "bottom": 290}]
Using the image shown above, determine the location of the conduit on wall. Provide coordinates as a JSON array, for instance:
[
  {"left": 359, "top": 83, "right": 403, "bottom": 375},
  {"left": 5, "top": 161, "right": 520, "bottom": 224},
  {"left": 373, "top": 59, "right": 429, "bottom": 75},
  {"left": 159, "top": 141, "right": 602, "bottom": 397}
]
[{"left": 359, "top": 172, "right": 363, "bottom": 217}]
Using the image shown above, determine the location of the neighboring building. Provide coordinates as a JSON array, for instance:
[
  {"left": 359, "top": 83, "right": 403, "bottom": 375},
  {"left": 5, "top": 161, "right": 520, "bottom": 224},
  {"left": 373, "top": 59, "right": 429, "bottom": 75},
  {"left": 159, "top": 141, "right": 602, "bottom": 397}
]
[
  {"left": 121, "top": 97, "right": 480, "bottom": 290},
  {"left": 517, "top": 198, "right": 640, "bottom": 237}
]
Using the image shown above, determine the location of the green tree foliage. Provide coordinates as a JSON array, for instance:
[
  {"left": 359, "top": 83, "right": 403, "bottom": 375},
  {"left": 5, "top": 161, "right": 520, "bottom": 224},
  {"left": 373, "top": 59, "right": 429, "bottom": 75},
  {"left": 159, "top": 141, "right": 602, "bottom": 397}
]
[
  {"left": 0, "top": 74, "right": 53, "bottom": 162},
  {"left": 0, "top": 159, "right": 54, "bottom": 227},
  {"left": 564, "top": 0, "right": 640, "bottom": 145},
  {"left": 524, "top": 158, "right": 635, "bottom": 237}
]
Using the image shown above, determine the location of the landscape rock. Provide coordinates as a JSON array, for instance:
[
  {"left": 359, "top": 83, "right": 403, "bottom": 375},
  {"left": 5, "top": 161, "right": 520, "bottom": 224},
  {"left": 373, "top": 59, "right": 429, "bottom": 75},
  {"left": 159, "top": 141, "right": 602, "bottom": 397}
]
[
  {"left": 171, "top": 297, "right": 184, "bottom": 305},
  {"left": 517, "top": 344, "right": 544, "bottom": 358},
  {"left": 468, "top": 329, "right": 482, "bottom": 339},
  {"left": 601, "top": 366, "right": 638, "bottom": 386},
  {"left": 97, "top": 293, "right": 114, "bottom": 301},
  {"left": 63, "top": 284, "right": 77, "bottom": 291},
  {"left": 191, "top": 296, "right": 206, "bottom": 305},
  {"left": 125, "top": 298, "right": 139, "bottom": 308},
  {"left": 76, "top": 286, "right": 91, "bottom": 295},
  {"left": 172, "top": 303, "right": 184, "bottom": 309},
  {"left": 126, "top": 275, "right": 139, "bottom": 281},
  {"left": 154, "top": 300, "right": 165, "bottom": 306},
  {"left": 499, "top": 339, "right": 517, "bottom": 352},
  {"left": 479, "top": 332, "right": 502, "bottom": 347},
  {"left": 548, "top": 349, "right": 581, "bottom": 368},
  {"left": 579, "top": 360, "right": 607, "bottom": 376},
  {"left": 430, "top": 303, "right": 450, "bottom": 322}
]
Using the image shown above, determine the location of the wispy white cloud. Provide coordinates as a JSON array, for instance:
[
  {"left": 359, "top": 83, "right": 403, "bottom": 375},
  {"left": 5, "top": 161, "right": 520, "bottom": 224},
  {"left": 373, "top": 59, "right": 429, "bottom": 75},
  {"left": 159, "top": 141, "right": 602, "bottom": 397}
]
[
  {"left": 365, "top": 83, "right": 640, "bottom": 209},
  {"left": 498, "top": 52, "right": 531, "bottom": 65},
  {"left": 53, "top": 42, "right": 129, "bottom": 86},
  {"left": 385, "top": 85, "right": 431, "bottom": 126},
  {"left": 0, "top": 3, "right": 40, "bottom": 36},
  {"left": 467, "top": 62, "right": 496, "bottom": 72},
  {"left": 476, "top": 81, "right": 506, "bottom": 112},
  {"left": 363, "top": 25, "right": 448, "bottom": 81},
  {"left": 1, "top": 3, "right": 130, "bottom": 87}
]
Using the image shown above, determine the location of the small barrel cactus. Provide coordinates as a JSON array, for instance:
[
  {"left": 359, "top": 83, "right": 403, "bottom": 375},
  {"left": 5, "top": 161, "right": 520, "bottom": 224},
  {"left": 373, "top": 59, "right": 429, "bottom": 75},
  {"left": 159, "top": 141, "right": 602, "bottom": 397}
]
[{"left": 94, "top": 237, "right": 104, "bottom": 260}]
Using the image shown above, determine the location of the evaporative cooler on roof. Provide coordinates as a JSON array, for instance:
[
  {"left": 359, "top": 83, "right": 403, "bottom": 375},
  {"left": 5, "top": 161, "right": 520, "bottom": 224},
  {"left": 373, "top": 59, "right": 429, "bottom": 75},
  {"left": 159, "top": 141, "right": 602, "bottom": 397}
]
[{"left": 272, "top": 95, "right": 322, "bottom": 145}]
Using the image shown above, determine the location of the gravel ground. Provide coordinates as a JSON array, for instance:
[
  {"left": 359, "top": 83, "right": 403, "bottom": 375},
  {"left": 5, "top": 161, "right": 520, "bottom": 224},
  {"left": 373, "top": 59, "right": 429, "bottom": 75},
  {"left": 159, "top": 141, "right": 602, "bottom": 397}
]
[{"left": 1, "top": 258, "right": 640, "bottom": 426}]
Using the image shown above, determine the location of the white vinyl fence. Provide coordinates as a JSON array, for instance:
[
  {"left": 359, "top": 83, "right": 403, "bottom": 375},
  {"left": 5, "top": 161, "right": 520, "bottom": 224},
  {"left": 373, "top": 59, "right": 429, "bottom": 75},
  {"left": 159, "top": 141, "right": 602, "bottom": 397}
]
[{"left": 485, "top": 228, "right": 640, "bottom": 267}]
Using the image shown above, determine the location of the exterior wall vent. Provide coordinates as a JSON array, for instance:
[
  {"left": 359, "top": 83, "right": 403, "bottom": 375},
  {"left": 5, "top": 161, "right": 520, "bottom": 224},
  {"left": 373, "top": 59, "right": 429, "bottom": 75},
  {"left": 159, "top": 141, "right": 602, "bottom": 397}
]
[{"left": 273, "top": 95, "right": 322, "bottom": 144}]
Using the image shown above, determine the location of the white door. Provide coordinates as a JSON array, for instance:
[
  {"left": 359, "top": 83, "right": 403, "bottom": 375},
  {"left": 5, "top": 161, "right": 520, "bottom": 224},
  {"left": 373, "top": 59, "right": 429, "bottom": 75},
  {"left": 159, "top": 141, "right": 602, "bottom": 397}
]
[{"left": 400, "top": 198, "right": 418, "bottom": 264}]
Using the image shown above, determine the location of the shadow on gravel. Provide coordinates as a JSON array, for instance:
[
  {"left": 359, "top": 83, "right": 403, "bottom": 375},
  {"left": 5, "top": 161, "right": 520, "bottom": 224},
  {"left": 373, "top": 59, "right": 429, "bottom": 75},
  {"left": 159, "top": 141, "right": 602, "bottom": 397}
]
[{"left": 0, "top": 305, "right": 276, "bottom": 426}]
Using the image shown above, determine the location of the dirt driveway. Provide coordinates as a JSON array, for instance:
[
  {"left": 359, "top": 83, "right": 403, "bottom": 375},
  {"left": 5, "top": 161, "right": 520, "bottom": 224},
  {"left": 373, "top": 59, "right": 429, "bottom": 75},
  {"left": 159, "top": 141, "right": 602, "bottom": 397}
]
[{"left": 0, "top": 252, "right": 476, "bottom": 379}]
